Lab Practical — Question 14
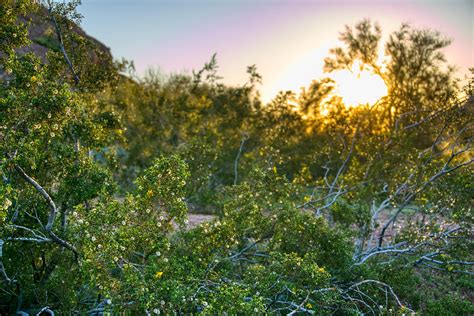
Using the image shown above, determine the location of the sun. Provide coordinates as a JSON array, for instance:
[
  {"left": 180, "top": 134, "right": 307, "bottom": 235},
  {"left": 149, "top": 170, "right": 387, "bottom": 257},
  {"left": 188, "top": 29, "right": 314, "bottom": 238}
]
[{"left": 330, "top": 61, "right": 387, "bottom": 107}]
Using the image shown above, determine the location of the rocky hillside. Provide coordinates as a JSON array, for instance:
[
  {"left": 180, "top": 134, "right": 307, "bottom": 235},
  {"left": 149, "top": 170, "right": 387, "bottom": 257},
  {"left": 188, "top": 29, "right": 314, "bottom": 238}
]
[{"left": 1, "top": 5, "right": 111, "bottom": 77}]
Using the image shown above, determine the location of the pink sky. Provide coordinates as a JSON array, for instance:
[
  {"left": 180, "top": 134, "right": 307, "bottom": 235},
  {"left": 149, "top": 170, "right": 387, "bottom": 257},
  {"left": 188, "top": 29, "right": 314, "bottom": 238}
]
[{"left": 78, "top": 0, "right": 473, "bottom": 102}]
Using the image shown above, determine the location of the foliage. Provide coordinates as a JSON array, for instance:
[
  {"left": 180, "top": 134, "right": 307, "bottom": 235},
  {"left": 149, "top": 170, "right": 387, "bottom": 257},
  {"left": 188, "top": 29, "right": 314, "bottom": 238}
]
[{"left": 0, "top": 1, "right": 472, "bottom": 314}]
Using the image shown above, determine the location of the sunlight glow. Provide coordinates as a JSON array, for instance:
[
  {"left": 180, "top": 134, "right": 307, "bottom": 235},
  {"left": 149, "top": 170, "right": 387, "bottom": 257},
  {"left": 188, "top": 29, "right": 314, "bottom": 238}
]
[
  {"left": 261, "top": 42, "right": 338, "bottom": 103},
  {"left": 330, "top": 61, "right": 387, "bottom": 107}
]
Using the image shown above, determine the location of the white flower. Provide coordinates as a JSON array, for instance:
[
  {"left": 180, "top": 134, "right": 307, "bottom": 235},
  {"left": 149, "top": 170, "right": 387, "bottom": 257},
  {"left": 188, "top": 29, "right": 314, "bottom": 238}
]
[
  {"left": 146, "top": 208, "right": 151, "bottom": 214},
  {"left": 106, "top": 299, "right": 112, "bottom": 305},
  {"left": 160, "top": 300, "right": 165, "bottom": 306},
  {"left": 72, "top": 211, "right": 78, "bottom": 217},
  {"left": 3, "top": 198, "right": 12, "bottom": 209},
  {"left": 155, "top": 251, "right": 161, "bottom": 257},
  {"left": 157, "top": 222, "right": 161, "bottom": 227},
  {"left": 202, "top": 301, "right": 208, "bottom": 307},
  {"left": 91, "top": 236, "right": 96, "bottom": 242},
  {"left": 122, "top": 220, "right": 126, "bottom": 225},
  {"left": 159, "top": 215, "right": 164, "bottom": 220},
  {"left": 153, "top": 308, "right": 160, "bottom": 314}
]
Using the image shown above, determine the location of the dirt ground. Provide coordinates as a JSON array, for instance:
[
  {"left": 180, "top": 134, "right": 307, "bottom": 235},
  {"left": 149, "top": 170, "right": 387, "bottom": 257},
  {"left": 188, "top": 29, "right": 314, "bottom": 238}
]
[{"left": 186, "top": 214, "right": 215, "bottom": 229}]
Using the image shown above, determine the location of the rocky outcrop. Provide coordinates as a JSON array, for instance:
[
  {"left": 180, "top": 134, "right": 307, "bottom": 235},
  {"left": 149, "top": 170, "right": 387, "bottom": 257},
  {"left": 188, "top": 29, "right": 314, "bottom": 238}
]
[{"left": 1, "top": 5, "right": 111, "bottom": 77}]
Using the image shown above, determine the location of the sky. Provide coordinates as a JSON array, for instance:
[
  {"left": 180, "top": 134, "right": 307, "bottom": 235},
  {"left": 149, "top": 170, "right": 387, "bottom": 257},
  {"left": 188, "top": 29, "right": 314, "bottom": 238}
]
[{"left": 77, "top": 0, "right": 473, "bottom": 102}]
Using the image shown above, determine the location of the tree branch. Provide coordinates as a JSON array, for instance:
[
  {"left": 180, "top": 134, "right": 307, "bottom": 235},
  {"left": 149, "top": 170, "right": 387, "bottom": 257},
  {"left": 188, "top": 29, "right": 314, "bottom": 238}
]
[
  {"left": 11, "top": 162, "right": 78, "bottom": 259},
  {"left": 233, "top": 134, "right": 248, "bottom": 185},
  {"left": 47, "top": 0, "right": 80, "bottom": 85},
  {"left": 0, "top": 240, "right": 15, "bottom": 284},
  {"left": 13, "top": 164, "right": 57, "bottom": 232}
]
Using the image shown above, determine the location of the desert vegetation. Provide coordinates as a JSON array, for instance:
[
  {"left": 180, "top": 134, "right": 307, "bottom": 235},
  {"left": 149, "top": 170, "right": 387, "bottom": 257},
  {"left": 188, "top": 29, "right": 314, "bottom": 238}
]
[{"left": 0, "top": 1, "right": 472, "bottom": 314}]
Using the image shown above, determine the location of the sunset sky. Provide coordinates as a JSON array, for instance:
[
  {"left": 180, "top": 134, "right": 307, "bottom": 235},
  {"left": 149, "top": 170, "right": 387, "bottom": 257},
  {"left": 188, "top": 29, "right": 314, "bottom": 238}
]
[{"left": 77, "top": 0, "right": 473, "bottom": 102}]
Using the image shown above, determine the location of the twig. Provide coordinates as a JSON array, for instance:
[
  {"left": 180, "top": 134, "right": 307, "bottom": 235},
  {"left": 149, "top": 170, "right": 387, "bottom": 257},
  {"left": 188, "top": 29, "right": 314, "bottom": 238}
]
[
  {"left": 233, "top": 134, "right": 248, "bottom": 185},
  {"left": 47, "top": 0, "right": 80, "bottom": 85}
]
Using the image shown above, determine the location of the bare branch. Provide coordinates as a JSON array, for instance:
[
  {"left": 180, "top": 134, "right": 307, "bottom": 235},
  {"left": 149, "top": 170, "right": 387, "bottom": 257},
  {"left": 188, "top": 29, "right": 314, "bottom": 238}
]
[
  {"left": 346, "top": 280, "right": 404, "bottom": 308},
  {"left": 0, "top": 240, "right": 15, "bottom": 284},
  {"left": 36, "top": 306, "right": 55, "bottom": 316},
  {"left": 13, "top": 164, "right": 57, "bottom": 232},
  {"left": 377, "top": 145, "right": 473, "bottom": 247},
  {"left": 354, "top": 241, "right": 425, "bottom": 266},
  {"left": 11, "top": 162, "right": 78, "bottom": 258},
  {"left": 47, "top": 0, "right": 80, "bottom": 85},
  {"left": 233, "top": 134, "right": 248, "bottom": 185},
  {"left": 300, "top": 127, "right": 359, "bottom": 220},
  {"left": 287, "top": 291, "right": 313, "bottom": 315}
]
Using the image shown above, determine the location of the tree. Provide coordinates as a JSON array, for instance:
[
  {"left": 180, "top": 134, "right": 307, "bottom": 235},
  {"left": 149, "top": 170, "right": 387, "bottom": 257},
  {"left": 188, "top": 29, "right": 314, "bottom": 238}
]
[{"left": 0, "top": 0, "right": 121, "bottom": 311}]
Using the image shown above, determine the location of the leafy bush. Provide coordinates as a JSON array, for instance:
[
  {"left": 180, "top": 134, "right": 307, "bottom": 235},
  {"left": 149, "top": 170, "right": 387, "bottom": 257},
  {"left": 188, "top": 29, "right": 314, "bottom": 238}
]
[{"left": 0, "top": 1, "right": 472, "bottom": 314}]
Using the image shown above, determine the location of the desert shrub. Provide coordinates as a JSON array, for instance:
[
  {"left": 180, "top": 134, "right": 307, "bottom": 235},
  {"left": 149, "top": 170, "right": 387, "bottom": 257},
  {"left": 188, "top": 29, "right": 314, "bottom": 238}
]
[{"left": 0, "top": 1, "right": 472, "bottom": 314}]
